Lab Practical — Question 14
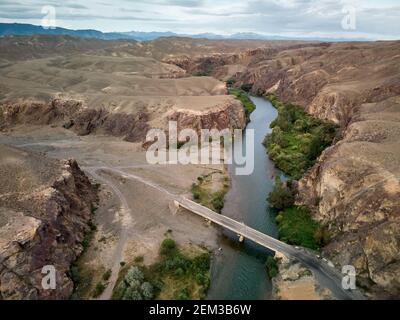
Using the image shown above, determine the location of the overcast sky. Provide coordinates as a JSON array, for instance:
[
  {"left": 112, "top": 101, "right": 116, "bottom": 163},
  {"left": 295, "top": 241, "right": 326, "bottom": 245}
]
[{"left": 0, "top": 0, "right": 399, "bottom": 39}]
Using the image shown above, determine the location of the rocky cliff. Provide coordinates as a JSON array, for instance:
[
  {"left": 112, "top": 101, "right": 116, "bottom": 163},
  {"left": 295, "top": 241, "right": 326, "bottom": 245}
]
[
  {"left": 0, "top": 99, "right": 149, "bottom": 143},
  {"left": 187, "top": 41, "right": 400, "bottom": 298},
  {"left": 0, "top": 145, "right": 98, "bottom": 299},
  {"left": 259, "top": 43, "right": 400, "bottom": 299},
  {"left": 0, "top": 95, "right": 247, "bottom": 145},
  {"left": 167, "top": 98, "right": 246, "bottom": 133},
  {"left": 297, "top": 97, "right": 400, "bottom": 298}
]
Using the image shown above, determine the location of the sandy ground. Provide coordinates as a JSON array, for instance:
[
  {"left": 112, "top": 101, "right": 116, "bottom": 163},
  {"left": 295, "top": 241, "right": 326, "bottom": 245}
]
[
  {"left": 0, "top": 125, "right": 222, "bottom": 299},
  {"left": 273, "top": 253, "right": 334, "bottom": 300}
]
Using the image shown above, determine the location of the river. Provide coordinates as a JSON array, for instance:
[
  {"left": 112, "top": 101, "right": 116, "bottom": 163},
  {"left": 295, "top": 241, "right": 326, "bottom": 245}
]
[{"left": 207, "top": 96, "right": 282, "bottom": 300}]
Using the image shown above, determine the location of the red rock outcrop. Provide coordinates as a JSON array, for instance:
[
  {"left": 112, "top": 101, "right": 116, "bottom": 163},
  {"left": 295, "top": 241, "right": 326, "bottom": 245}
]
[{"left": 0, "top": 145, "right": 98, "bottom": 299}]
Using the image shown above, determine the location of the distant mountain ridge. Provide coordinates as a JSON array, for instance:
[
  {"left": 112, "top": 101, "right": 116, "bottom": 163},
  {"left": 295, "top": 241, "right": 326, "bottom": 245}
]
[{"left": 0, "top": 23, "right": 371, "bottom": 42}]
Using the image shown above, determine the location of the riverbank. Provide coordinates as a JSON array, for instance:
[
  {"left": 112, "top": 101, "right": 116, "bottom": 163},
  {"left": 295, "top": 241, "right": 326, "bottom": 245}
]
[
  {"left": 191, "top": 170, "right": 230, "bottom": 214},
  {"left": 261, "top": 92, "right": 335, "bottom": 249},
  {"left": 261, "top": 93, "right": 338, "bottom": 299},
  {"left": 229, "top": 88, "right": 256, "bottom": 122},
  {"left": 263, "top": 93, "right": 337, "bottom": 180}
]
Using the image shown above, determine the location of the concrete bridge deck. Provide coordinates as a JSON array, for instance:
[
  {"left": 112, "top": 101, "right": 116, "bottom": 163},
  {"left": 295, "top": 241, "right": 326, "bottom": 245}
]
[{"left": 176, "top": 196, "right": 365, "bottom": 300}]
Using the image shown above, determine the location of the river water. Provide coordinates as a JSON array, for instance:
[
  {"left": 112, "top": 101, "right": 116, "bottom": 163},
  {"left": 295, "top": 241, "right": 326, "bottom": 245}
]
[{"left": 207, "top": 96, "right": 281, "bottom": 300}]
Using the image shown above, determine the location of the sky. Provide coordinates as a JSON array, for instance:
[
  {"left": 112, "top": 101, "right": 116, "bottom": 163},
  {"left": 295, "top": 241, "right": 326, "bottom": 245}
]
[{"left": 0, "top": 0, "right": 399, "bottom": 40}]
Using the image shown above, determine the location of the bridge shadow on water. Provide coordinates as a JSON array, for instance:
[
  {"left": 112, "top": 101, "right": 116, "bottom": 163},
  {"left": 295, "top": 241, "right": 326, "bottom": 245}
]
[{"left": 219, "top": 229, "right": 275, "bottom": 262}]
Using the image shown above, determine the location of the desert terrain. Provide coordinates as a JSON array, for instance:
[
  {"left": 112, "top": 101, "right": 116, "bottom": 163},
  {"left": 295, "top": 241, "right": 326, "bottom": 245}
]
[
  {"left": 0, "top": 35, "right": 399, "bottom": 299},
  {"left": 0, "top": 35, "right": 250, "bottom": 299},
  {"left": 178, "top": 40, "right": 400, "bottom": 298}
]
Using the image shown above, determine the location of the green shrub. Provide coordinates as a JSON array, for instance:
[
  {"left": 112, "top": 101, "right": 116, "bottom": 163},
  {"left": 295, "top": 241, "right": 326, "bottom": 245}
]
[
  {"left": 125, "top": 266, "right": 145, "bottom": 283},
  {"left": 211, "top": 192, "right": 225, "bottom": 213},
  {"left": 193, "top": 253, "right": 211, "bottom": 271},
  {"left": 102, "top": 269, "right": 112, "bottom": 281},
  {"left": 195, "top": 273, "right": 208, "bottom": 286},
  {"left": 264, "top": 93, "right": 337, "bottom": 179},
  {"left": 92, "top": 282, "right": 106, "bottom": 298},
  {"left": 115, "top": 239, "right": 211, "bottom": 301},
  {"left": 226, "top": 78, "right": 235, "bottom": 87},
  {"left": 265, "top": 256, "right": 279, "bottom": 279},
  {"left": 124, "top": 287, "right": 143, "bottom": 300},
  {"left": 191, "top": 178, "right": 228, "bottom": 213},
  {"left": 193, "top": 71, "right": 209, "bottom": 77},
  {"left": 175, "top": 288, "right": 190, "bottom": 300},
  {"left": 267, "top": 177, "right": 295, "bottom": 211},
  {"left": 191, "top": 183, "right": 202, "bottom": 200},
  {"left": 141, "top": 282, "right": 154, "bottom": 300},
  {"left": 134, "top": 256, "right": 144, "bottom": 263},
  {"left": 174, "top": 268, "right": 185, "bottom": 277},
  {"left": 229, "top": 88, "right": 256, "bottom": 119},
  {"left": 117, "top": 266, "right": 154, "bottom": 301},
  {"left": 160, "top": 239, "right": 177, "bottom": 256},
  {"left": 241, "top": 83, "right": 253, "bottom": 92},
  {"left": 314, "top": 226, "right": 331, "bottom": 247},
  {"left": 276, "top": 207, "right": 322, "bottom": 250},
  {"left": 69, "top": 264, "right": 92, "bottom": 299}
]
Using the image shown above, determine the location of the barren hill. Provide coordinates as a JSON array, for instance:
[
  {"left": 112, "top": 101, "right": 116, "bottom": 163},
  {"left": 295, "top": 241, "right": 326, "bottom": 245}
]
[{"left": 0, "top": 36, "right": 249, "bottom": 142}]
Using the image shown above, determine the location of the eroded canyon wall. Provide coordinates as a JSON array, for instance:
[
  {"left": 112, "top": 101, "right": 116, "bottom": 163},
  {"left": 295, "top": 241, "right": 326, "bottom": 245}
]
[
  {"left": 181, "top": 41, "right": 400, "bottom": 298},
  {"left": 0, "top": 145, "right": 98, "bottom": 299},
  {"left": 251, "top": 42, "right": 400, "bottom": 298}
]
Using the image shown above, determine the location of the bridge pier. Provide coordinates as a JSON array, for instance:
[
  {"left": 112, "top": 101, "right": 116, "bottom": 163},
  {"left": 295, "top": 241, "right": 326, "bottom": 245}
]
[
  {"left": 169, "top": 200, "right": 180, "bottom": 215},
  {"left": 238, "top": 234, "right": 245, "bottom": 243}
]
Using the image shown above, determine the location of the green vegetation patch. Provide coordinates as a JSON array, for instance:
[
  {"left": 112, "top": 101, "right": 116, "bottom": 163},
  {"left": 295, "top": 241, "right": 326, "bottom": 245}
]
[
  {"left": 191, "top": 173, "right": 229, "bottom": 213},
  {"left": 267, "top": 177, "right": 295, "bottom": 211},
  {"left": 193, "top": 71, "right": 210, "bottom": 77},
  {"left": 102, "top": 269, "right": 112, "bottom": 281},
  {"left": 113, "top": 239, "right": 211, "bottom": 300},
  {"left": 70, "top": 263, "right": 94, "bottom": 299},
  {"left": 229, "top": 88, "right": 256, "bottom": 120},
  {"left": 276, "top": 207, "right": 323, "bottom": 250},
  {"left": 114, "top": 266, "right": 155, "bottom": 300},
  {"left": 92, "top": 282, "right": 106, "bottom": 298},
  {"left": 264, "top": 93, "right": 337, "bottom": 179},
  {"left": 265, "top": 256, "right": 279, "bottom": 279},
  {"left": 69, "top": 218, "right": 103, "bottom": 299},
  {"left": 267, "top": 178, "right": 330, "bottom": 250}
]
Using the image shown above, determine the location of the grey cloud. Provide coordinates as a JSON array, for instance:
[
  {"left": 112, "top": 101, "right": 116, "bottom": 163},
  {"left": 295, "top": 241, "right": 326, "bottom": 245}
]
[
  {"left": 0, "top": 0, "right": 399, "bottom": 39},
  {"left": 123, "top": 0, "right": 206, "bottom": 8}
]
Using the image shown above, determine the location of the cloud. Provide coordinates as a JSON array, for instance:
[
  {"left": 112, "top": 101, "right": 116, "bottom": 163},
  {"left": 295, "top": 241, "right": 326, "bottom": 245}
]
[
  {"left": 129, "top": 0, "right": 207, "bottom": 8},
  {"left": 0, "top": 0, "right": 398, "bottom": 39}
]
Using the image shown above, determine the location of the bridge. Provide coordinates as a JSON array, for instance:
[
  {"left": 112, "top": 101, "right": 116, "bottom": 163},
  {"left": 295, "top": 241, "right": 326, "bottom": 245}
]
[
  {"left": 176, "top": 197, "right": 292, "bottom": 253},
  {"left": 84, "top": 166, "right": 364, "bottom": 300},
  {"left": 175, "top": 196, "right": 365, "bottom": 300}
]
